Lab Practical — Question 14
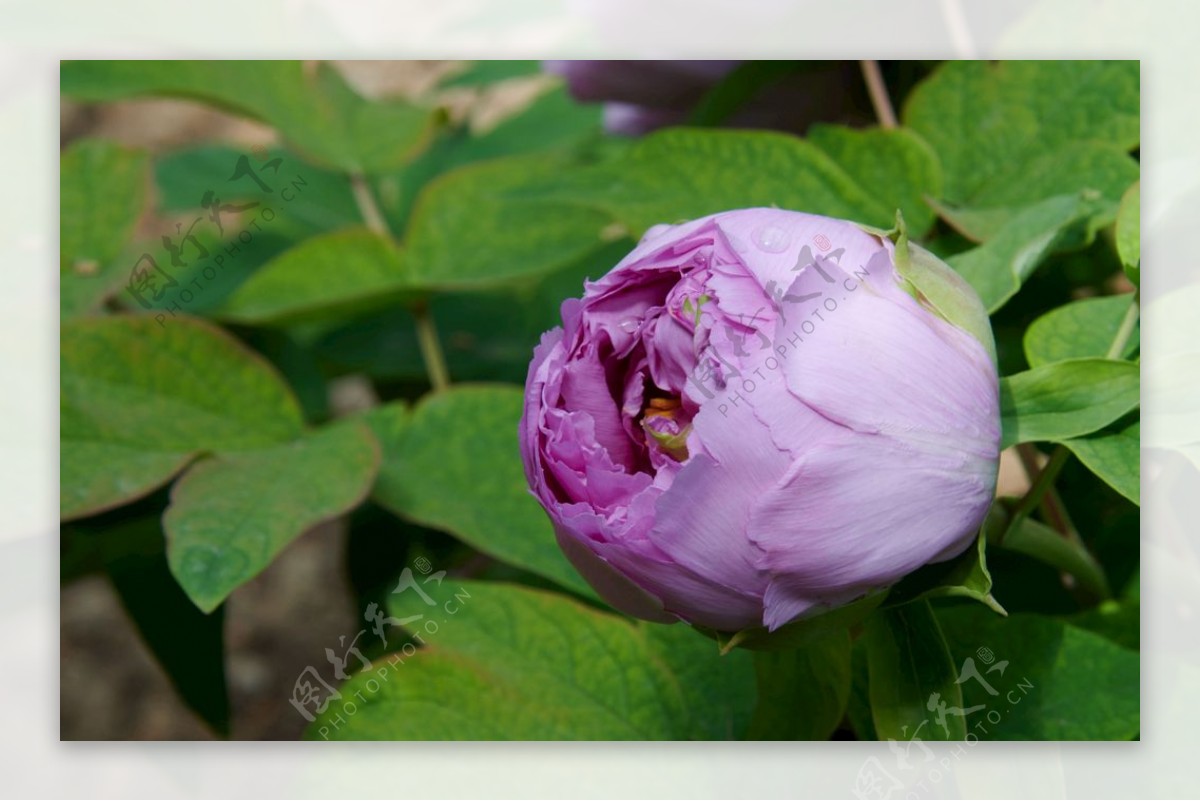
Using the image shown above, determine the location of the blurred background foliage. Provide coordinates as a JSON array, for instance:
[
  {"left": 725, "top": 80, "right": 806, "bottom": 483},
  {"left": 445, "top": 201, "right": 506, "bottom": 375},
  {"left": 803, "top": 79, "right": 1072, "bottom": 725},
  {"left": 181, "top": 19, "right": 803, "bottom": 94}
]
[{"left": 59, "top": 60, "right": 1139, "bottom": 741}]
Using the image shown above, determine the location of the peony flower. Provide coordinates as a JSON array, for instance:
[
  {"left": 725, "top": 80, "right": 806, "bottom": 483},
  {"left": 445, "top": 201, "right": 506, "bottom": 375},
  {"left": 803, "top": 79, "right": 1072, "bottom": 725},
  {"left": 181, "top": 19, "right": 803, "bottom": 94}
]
[{"left": 519, "top": 208, "right": 1000, "bottom": 634}]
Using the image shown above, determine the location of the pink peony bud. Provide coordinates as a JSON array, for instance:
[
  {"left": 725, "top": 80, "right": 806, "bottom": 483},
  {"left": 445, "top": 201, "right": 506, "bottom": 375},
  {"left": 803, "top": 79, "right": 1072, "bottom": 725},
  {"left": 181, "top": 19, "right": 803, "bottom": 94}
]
[{"left": 520, "top": 208, "right": 1000, "bottom": 634}]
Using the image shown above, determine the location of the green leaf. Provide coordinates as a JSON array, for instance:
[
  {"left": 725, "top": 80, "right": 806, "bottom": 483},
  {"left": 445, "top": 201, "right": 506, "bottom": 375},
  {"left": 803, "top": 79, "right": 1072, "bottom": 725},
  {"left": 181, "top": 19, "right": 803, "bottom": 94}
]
[
  {"left": 746, "top": 631, "right": 852, "bottom": 740},
  {"left": 1062, "top": 417, "right": 1141, "bottom": 505},
  {"left": 948, "top": 192, "right": 1114, "bottom": 313},
  {"left": 688, "top": 61, "right": 805, "bottom": 127},
  {"left": 847, "top": 640, "right": 877, "bottom": 740},
  {"left": 365, "top": 387, "right": 596, "bottom": 600},
  {"left": 891, "top": 234, "right": 997, "bottom": 366},
  {"left": 864, "top": 600, "right": 965, "bottom": 741},
  {"left": 808, "top": 124, "right": 943, "bottom": 236},
  {"left": 1116, "top": 181, "right": 1140, "bottom": 286},
  {"left": 215, "top": 228, "right": 409, "bottom": 325},
  {"left": 1070, "top": 599, "right": 1140, "bottom": 651},
  {"left": 441, "top": 60, "right": 542, "bottom": 87},
  {"left": 61, "top": 60, "right": 440, "bottom": 173},
  {"left": 60, "top": 139, "right": 149, "bottom": 317},
  {"left": 401, "top": 153, "right": 615, "bottom": 289},
  {"left": 885, "top": 532, "right": 1005, "bottom": 615},
  {"left": 165, "top": 421, "right": 380, "bottom": 612},
  {"left": 311, "top": 238, "right": 635, "bottom": 385},
  {"left": 523, "top": 126, "right": 944, "bottom": 237},
  {"left": 307, "top": 580, "right": 755, "bottom": 740},
  {"left": 904, "top": 61, "right": 1139, "bottom": 206},
  {"left": 442, "top": 83, "right": 603, "bottom": 164},
  {"left": 114, "top": 149, "right": 335, "bottom": 318},
  {"left": 117, "top": 225, "right": 301, "bottom": 318},
  {"left": 155, "top": 145, "right": 360, "bottom": 241},
  {"left": 1123, "top": 570, "right": 1140, "bottom": 603},
  {"left": 700, "top": 590, "right": 884, "bottom": 655},
  {"left": 929, "top": 144, "right": 1138, "bottom": 242},
  {"left": 648, "top": 623, "right": 757, "bottom": 740},
  {"left": 373, "top": 83, "right": 604, "bottom": 234},
  {"left": 936, "top": 605, "right": 1139, "bottom": 739},
  {"left": 96, "top": 515, "right": 230, "bottom": 734},
  {"left": 999, "top": 358, "right": 1140, "bottom": 449},
  {"left": 990, "top": 512, "right": 1112, "bottom": 600},
  {"left": 1024, "top": 294, "right": 1140, "bottom": 368},
  {"left": 60, "top": 314, "right": 304, "bottom": 520}
]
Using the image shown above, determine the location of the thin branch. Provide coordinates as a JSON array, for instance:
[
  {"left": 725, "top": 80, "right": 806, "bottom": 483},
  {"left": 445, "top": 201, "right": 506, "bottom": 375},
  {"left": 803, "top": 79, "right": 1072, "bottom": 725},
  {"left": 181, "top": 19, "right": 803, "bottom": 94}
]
[
  {"left": 999, "top": 446, "right": 1071, "bottom": 545},
  {"left": 1016, "top": 443, "right": 1085, "bottom": 547},
  {"left": 860, "top": 60, "right": 897, "bottom": 129},
  {"left": 1105, "top": 292, "right": 1141, "bottom": 360},
  {"left": 349, "top": 172, "right": 390, "bottom": 238},
  {"left": 413, "top": 300, "right": 451, "bottom": 393},
  {"left": 349, "top": 170, "right": 452, "bottom": 391}
]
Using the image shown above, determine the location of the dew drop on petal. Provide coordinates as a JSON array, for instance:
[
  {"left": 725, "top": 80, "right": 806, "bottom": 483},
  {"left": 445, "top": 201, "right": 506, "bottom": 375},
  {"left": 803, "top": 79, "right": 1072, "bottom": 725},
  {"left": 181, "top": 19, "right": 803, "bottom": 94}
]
[
  {"left": 618, "top": 318, "right": 640, "bottom": 333},
  {"left": 753, "top": 225, "right": 791, "bottom": 253}
]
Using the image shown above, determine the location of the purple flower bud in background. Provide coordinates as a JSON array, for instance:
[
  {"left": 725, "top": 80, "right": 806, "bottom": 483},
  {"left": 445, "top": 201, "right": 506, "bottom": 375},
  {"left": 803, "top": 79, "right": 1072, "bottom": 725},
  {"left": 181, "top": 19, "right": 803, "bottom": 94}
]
[
  {"left": 520, "top": 208, "right": 1000, "bottom": 634},
  {"left": 545, "top": 60, "right": 738, "bottom": 134},
  {"left": 544, "top": 60, "right": 864, "bottom": 136}
]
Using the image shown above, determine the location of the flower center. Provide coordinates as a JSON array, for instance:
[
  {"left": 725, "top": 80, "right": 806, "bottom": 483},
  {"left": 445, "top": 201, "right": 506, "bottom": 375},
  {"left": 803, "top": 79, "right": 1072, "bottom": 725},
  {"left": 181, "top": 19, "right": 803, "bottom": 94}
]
[
  {"left": 640, "top": 395, "right": 690, "bottom": 462},
  {"left": 643, "top": 396, "right": 681, "bottom": 419}
]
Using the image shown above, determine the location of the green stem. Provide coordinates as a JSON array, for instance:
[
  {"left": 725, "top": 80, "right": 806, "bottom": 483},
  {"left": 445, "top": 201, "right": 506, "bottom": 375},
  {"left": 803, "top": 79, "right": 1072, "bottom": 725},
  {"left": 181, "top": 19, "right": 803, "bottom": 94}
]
[
  {"left": 1105, "top": 291, "right": 1140, "bottom": 360},
  {"left": 1016, "top": 443, "right": 1084, "bottom": 547},
  {"left": 349, "top": 170, "right": 452, "bottom": 392},
  {"left": 349, "top": 172, "right": 389, "bottom": 238},
  {"left": 414, "top": 300, "right": 451, "bottom": 393},
  {"left": 999, "top": 446, "right": 1071, "bottom": 545}
]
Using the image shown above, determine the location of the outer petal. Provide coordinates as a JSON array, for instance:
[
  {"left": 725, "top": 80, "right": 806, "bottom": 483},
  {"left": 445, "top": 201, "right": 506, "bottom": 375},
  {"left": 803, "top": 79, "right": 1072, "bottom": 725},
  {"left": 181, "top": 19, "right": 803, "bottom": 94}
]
[
  {"left": 777, "top": 249, "right": 1000, "bottom": 458},
  {"left": 646, "top": 394, "right": 787, "bottom": 601},
  {"left": 601, "top": 542, "right": 763, "bottom": 631},
  {"left": 709, "top": 207, "right": 888, "bottom": 300},
  {"left": 750, "top": 430, "right": 996, "bottom": 630},
  {"left": 520, "top": 327, "right": 566, "bottom": 495},
  {"left": 555, "top": 503, "right": 762, "bottom": 631},
  {"left": 553, "top": 522, "right": 675, "bottom": 624}
]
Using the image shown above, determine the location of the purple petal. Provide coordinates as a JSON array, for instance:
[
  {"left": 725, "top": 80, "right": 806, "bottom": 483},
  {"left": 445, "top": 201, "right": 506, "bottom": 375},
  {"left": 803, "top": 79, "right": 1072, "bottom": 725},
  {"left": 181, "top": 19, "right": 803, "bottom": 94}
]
[
  {"left": 776, "top": 249, "right": 1000, "bottom": 457},
  {"left": 646, "top": 396, "right": 788, "bottom": 601},
  {"left": 559, "top": 339, "right": 638, "bottom": 471},
  {"left": 553, "top": 520, "right": 675, "bottom": 624},
  {"left": 750, "top": 431, "right": 995, "bottom": 630},
  {"left": 555, "top": 501, "right": 762, "bottom": 631}
]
